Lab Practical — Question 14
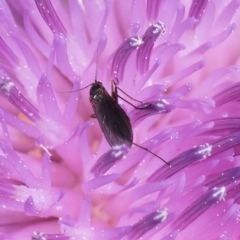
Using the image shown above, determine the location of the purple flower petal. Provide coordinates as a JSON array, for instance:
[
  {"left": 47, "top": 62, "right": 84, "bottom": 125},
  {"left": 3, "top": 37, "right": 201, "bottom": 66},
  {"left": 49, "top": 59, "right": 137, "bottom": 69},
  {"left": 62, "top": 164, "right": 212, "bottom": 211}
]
[
  {"left": 35, "top": 0, "right": 66, "bottom": 35},
  {"left": 59, "top": 196, "right": 131, "bottom": 239},
  {"left": 37, "top": 73, "right": 61, "bottom": 121},
  {"left": 227, "top": 184, "right": 240, "bottom": 203},
  {"left": 216, "top": 0, "right": 240, "bottom": 29},
  {"left": 215, "top": 82, "right": 240, "bottom": 106},
  {"left": 13, "top": 35, "right": 42, "bottom": 83},
  {"left": 0, "top": 70, "right": 41, "bottom": 122},
  {"left": 82, "top": 173, "right": 120, "bottom": 193},
  {"left": 137, "top": 21, "right": 166, "bottom": 74},
  {"left": 0, "top": 143, "right": 40, "bottom": 188},
  {"left": 32, "top": 232, "right": 70, "bottom": 240},
  {"left": 24, "top": 10, "right": 50, "bottom": 57},
  {"left": 128, "top": 209, "right": 168, "bottom": 239},
  {"left": 210, "top": 22, "right": 236, "bottom": 48},
  {"left": 146, "top": 0, "right": 161, "bottom": 21},
  {"left": 169, "top": 18, "right": 197, "bottom": 42},
  {"left": 206, "top": 166, "right": 240, "bottom": 189},
  {"left": 0, "top": 37, "right": 18, "bottom": 67},
  {"left": 54, "top": 33, "right": 75, "bottom": 79},
  {"left": 188, "top": 0, "right": 208, "bottom": 21},
  {"left": 130, "top": 100, "right": 175, "bottom": 126},
  {"left": 173, "top": 186, "right": 226, "bottom": 230},
  {"left": 68, "top": 0, "right": 88, "bottom": 50},
  {"left": 91, "top": 144, "right": 129, "bottom": 176},
  {"left": 111, "top": 36, "right": 143, "bottom": 80}
]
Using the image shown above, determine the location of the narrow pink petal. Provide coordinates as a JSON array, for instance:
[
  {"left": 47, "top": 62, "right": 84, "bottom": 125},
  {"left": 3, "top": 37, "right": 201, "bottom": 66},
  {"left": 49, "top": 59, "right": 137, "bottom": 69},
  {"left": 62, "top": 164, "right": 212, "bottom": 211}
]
[
  {"left": 195, "top": 1, "right": 215, "bottom": 43},
  {"left": 23, "top": 11, "right": 50, "bottom": 58},
  {"left": 169, "top": 18, "right": 197, "bottom": 43},
  {"left": 171, "top": 2, "right": 185, "bottom": 39},
  {"left": 189, "top": 42, "right": 212, "bottom": 55},
  {"left": 55, "top": 33, "right": 75, "bottom": 79},
  {"left": 68, "top": 0, "right": 88, "bottom": 50},
  {"left": 77, "top": 197, "right": 91, "bottom": 228},
  {"left": 35, "top": 0, "right": 66, "bottom": 35},
  {"left": 40, "top": 153, "right": 51, "bottom": 189},
  {"left": 146, "top": 0, "right": 161, "bottom": 21},
  {"left": 82, "top": 174, "right": 120, "bottom": 193},
  {"left": 0, "top": 37, "right": 18, "bottom": 67},
  {"left": 13, "top": 36, "right": 42, "bottom": 80},
  {"left": 137, "top": 21, "right": 166, "bottom": 74},
  {"left": 37, "top": 73, "right": 61, "bottom": 121},
  {"left": 111, "top": 36, "right": 143, "bottom": 80},
  {"left": 173, "top": 186, "right": 226, "bottom": 230},
  {"left": 0, "top": 110, "right": 12, "bottom": 147},
  {"left": 0, "top": 143, "right": 39, "bottom": 188},
  {"left": 161, "top": 61, "right": 206, "bottom": 87},
  {"left": 188, "top": 0, "right": 208, "bottom": 21},
  {"left": 216, "top": 0, "right": 240, "bottom": 30},
  {"left": 62, "top": 77, "right": 80, "bottom": 124},
  {"left": 210, "top": 23, "right": 236, "bottom": 48},
  {"left": 3, "top": 111, "right": 40, "bottom": 138}
]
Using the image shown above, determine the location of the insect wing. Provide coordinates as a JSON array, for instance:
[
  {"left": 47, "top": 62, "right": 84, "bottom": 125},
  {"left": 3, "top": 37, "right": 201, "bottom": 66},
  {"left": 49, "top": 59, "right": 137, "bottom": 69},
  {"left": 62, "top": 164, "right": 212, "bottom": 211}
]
[{"left": 91, "top": 92, "right": 133, "bottom": 147}]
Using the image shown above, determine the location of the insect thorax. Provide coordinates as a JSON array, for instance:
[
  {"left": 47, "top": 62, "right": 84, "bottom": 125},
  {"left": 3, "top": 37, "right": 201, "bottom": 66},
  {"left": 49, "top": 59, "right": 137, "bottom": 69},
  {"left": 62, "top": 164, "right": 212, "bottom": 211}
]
[{"left": 90, "top": 81, "right": 104, "bottom": 101}]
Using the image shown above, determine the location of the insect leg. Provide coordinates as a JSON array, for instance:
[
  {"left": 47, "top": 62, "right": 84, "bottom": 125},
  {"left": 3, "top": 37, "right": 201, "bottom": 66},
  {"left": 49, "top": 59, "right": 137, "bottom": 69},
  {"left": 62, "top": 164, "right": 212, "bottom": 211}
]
[
  {"left": 111, "top": 80, "right": 118, "bottom": 102},
  {"left": 118, "top": 95, "right": 151, "bottom": 110},
  {"left": 111, "top": 79, "right": 150, "bottom": 109},
  {"left": 116, "top": 86, "right": 145, "bottom": 104},
  {"left": 112, "top": 78, "right": 145, "bottom": 104},
  {"left": 133, "top": 142, "right": 170, "bottom": 166}
]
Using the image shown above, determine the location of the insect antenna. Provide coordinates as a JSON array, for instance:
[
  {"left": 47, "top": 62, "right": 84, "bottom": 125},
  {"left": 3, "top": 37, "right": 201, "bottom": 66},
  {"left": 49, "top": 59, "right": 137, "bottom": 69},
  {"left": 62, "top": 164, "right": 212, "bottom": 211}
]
[
  {"left": 60, "top": 40, "right": 103, "bottom": 94},
  {"left": 59, "top": 83, "right": 93, "bottom": 94},
  {"left": 132, "top": 142, "right": 170, "bottom": 166},
  {"left": 94, "top": 40, "right": 101, "bottom": 83}
]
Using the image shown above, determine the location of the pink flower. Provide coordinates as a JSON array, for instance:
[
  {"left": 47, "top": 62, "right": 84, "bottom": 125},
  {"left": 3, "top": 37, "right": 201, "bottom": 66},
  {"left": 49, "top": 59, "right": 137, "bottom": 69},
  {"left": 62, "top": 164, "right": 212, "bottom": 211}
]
[{"left": 0, "top": 0, "right": 240, "bottom": 239}]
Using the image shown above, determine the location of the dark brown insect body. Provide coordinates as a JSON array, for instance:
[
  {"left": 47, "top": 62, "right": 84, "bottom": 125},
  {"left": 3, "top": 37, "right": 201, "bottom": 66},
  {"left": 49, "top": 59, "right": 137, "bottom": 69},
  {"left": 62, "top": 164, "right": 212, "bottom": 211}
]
[{"left": 89, "top": 81, "right": 133, "bottom": 147}]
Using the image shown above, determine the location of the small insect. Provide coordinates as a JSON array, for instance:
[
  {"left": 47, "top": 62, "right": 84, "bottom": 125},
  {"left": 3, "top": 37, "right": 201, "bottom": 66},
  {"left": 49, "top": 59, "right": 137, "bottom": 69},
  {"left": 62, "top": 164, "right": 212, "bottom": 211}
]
[
  {"left": 63, "top": 78, "right": 170, "bottom": 166},
  {"left": 90, "top": 79, "right": 133, "bottom": 148},
  {"left": 61, "top": 42, "right": 169, "bottom": 165}
]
